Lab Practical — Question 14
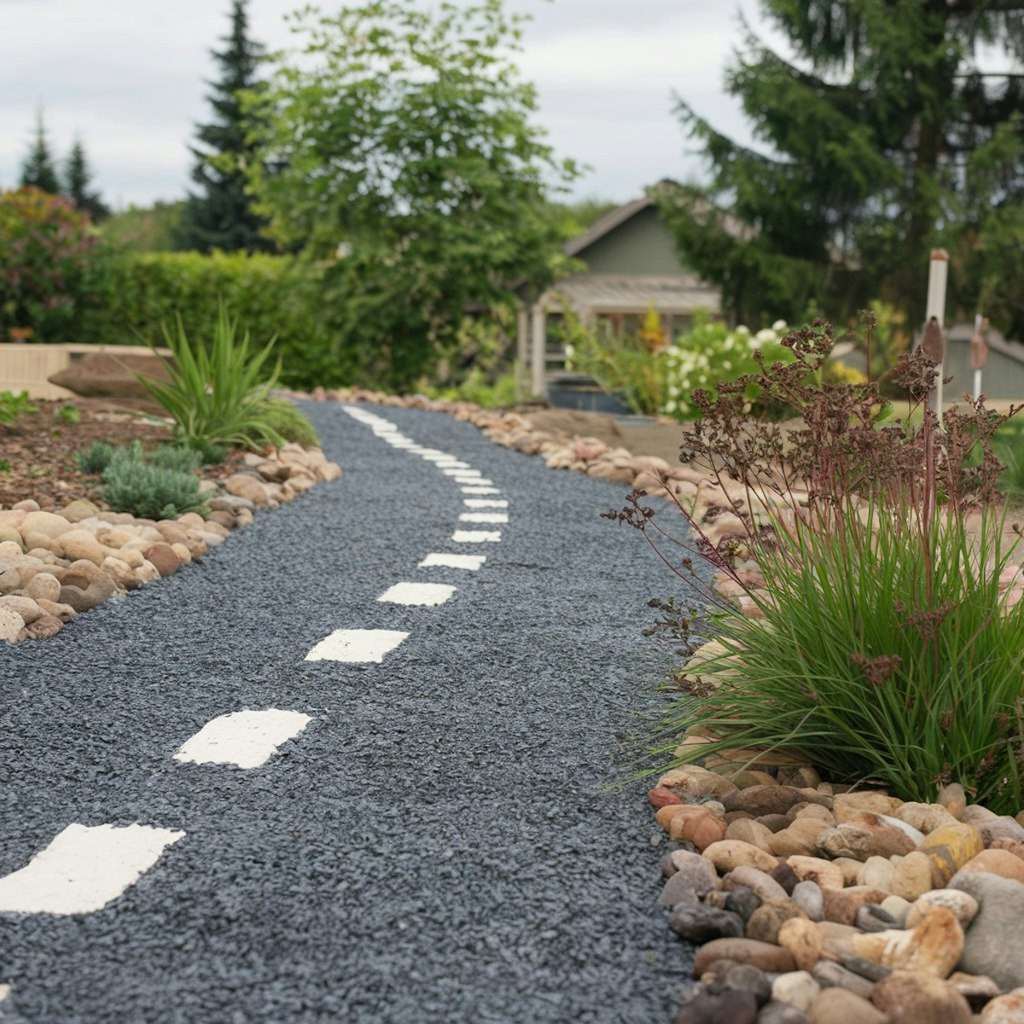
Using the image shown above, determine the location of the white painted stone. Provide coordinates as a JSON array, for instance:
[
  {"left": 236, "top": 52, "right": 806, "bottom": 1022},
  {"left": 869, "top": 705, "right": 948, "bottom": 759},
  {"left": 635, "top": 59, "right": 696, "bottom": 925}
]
[
  {"left": 459, "top": 512, "right": 508, "bottom": 524},
  {"left": 377, "top": 582, "right": 456, "bottom": 606},
  {"left": 419, "top": 553, "right": 487, "bottom": 571},
  {"left": 463, "top": 499, "right": 508, "bottom": 509},
  {"left": 0, "top": 823, "right": 185, "bottom": 915},
  {"left": 0, "top": 985, "right": 10, "bottom": 1004},
  {"left": 173, "top": 710, "right": 312, "bottom": 769},
  {"left": 461, "top": 486, "right": 501, "bottom": 495},
  {"left": 452, "top": 530, "right": 501, "bottom": 543},
  {"left": 305, "top": 628, "right": 408, "bottom": 663}
]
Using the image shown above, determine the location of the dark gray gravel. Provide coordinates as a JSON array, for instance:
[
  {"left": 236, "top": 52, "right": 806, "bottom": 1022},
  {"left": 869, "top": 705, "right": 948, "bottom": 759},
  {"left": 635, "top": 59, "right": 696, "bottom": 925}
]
[{"left": 0, "top": 402, "right": 701, "bottom": 1023}]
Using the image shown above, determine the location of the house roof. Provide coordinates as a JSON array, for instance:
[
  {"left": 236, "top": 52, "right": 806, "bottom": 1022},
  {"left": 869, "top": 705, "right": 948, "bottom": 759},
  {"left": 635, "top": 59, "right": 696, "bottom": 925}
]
[
  {"left": 563, "top": 195, "right": 655, "bottom": 259},
  {"left": 544, "top": 274, "right": 720, "bottom": 315}
]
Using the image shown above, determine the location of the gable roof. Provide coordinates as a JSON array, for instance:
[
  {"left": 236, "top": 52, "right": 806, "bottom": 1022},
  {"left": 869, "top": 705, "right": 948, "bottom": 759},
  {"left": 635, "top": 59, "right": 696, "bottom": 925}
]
[{"left": 563, "top": 196, "right": 655, "bottom": 258}]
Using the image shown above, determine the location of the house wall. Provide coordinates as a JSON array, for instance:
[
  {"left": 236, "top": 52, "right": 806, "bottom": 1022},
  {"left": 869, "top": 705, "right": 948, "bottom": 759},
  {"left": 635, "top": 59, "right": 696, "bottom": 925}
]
[
  {"left": 944, "top": 340, "right": 1024, "bottom": 404},
  {"left": 575, "top": 206, "right": 684, "bottom": 275}
]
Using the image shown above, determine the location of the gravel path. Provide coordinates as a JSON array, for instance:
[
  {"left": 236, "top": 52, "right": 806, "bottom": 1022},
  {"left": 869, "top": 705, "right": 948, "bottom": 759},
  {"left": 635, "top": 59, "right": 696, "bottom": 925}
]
[{"left": 0, "top": 403, "right": 700, "bottom": 1023}]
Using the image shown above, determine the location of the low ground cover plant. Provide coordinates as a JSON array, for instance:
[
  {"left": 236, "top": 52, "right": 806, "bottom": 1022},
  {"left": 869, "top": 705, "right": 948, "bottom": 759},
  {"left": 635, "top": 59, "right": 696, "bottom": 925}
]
[
  {"left": 100, "top": 440, "right": 207, "bottom": 520},
  {"left": 0, "top": 390, "right": 37, "bottom": 424},
  {"left": 610, "top": 316, "right": 1024, "bottom": 812}
]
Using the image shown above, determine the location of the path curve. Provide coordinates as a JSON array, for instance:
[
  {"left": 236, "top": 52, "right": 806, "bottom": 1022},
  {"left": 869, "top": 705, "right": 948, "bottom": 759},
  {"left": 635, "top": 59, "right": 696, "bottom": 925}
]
[{"left": 0, "top": 402, "right": 698, "bottom": 1023}]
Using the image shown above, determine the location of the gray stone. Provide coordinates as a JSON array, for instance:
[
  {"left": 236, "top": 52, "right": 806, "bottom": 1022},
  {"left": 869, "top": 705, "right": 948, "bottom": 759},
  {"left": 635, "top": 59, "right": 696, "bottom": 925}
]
[
  {"left": 756, "top": 1002, "right": 809, "bottom": 1024},
  {"left": 811, "top": 961, "right": 875, "bottom": 1000},
  {"left": 660, "top": 852, "right": 720, "bottom": 904},
  {"left": 674, "top": 988, "right": 759, "bottom": 1024},
  {"left": 790, "top": 881, "right": 824, "bottom": 922},
  {"left": 669, "top": 903, "right": 745, "bottom": 944},
  {"left": 855, "top": 903, "right": 898, "bottom": 933},
  {"left": 720, "top": 964, "right": 772, "bottom": 1006},
  {"left": 949, "top": 871, "right": 1024, "bottom": 991},
  {"left": 724, "top": 885, "right": 763, "bottom": 922}
]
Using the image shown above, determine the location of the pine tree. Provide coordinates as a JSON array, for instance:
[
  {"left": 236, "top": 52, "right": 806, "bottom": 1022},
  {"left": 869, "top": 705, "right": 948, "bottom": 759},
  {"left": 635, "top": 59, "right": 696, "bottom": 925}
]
[
  {"left": 20, "top": 110, "right": 61, "bottom": 195},
  {"left": 64, "top": 139, "right": 111, "bottom": 222},
  {"left": 176, "top": 0, "right": 274, "bottom": 252},
  {"left": 658, "top": 0, "right": 1024, "bottom": 335}
]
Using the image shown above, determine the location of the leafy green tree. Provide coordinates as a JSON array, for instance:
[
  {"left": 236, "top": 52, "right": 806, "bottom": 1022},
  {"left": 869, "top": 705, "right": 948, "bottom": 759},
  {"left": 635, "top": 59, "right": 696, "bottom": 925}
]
[
  {"left": 64, "top": 139, "right": 111, "bottom": 222},
  {"left": 247, "top": 0, "right": 579, "bottom": 389},
  {"left": 103, "top": 201, "right": 186, "bottom": 252},
  {"left": 659, "top": 0, "right": 1024, "bottom": 336},
  {"left": 19, "top": 111, "right": 61, "bottom": 195},
  {"left": 176, "top": 0, "right": 273, "bottom": 253}
]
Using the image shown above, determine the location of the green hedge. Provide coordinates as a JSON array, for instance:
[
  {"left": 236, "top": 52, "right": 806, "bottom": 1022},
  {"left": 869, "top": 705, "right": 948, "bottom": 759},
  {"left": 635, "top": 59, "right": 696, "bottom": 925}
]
[{"left": 79, "top": 251, "right": 353, "bottom": 390}]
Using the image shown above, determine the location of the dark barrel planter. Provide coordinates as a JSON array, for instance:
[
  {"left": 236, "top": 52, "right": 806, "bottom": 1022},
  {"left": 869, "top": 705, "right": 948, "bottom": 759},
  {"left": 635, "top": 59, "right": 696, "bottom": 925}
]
[{"left": 546, "top": 373, "right": 633, "bottom": 416}]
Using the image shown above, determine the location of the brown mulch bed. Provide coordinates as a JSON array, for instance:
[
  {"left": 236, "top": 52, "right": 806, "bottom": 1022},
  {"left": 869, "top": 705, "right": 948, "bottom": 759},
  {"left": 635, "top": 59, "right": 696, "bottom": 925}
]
[{"left": 0, "top": 397, "right": 247, "bottom": 511}]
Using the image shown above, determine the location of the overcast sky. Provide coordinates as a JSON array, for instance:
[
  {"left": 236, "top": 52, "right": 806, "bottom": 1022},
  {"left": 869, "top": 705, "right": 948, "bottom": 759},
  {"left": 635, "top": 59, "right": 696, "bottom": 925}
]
[{"left": 1, "top": 0, "right": 773, "bottom": 210}]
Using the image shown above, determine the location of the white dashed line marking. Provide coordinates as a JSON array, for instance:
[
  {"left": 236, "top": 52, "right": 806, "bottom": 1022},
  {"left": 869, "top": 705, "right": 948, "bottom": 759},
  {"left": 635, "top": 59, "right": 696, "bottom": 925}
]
[
  {"left": 305, "top": 629, "right": 409, "bottom": 663},
  {"left": 456, "top": 477, "right": 493, "bottom": 486},
  {"left": 174, "top": 710, "right": 312, "bottom": 769},
  {"left": 441, "top": 468, "right": 476, "bottom": 477},
  {"left": 461, "top": 486, "right": 501, "bottom": 495},
  {"left": 418, "top": 553, "right": 487, "bottom": 571},
  {"left": 377, "top": 582, "right": 456, "bottom": 606},
  {"left": 0, "top": 984, "right": 10, "bottom": 1004},
  {"left": 459, "top": 512, "right": 508, "bottom": 524},
  {"left": 463, "top": 499, "right": 508, "bottom": 509},
  {"left": 0, "top": 824, "right": 185, "bottom": 916},
  {"left": 452, "top": 530, "right": 501, "bottom": 543},
  {"left": 435, "top": 461, "right": 471, "bottom": 469}
]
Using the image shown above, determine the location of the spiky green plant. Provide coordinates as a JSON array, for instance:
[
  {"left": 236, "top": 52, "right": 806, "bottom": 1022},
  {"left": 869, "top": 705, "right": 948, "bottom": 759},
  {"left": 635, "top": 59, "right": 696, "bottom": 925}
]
[{"left": 132, "top": 304, "right": 285, "bottom": 452}]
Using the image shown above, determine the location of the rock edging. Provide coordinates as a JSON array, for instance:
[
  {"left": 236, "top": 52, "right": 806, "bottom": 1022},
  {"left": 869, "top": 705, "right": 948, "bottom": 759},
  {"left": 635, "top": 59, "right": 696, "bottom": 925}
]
[{"left": 0, "top": 442, "right": 341, "bottom": 644}]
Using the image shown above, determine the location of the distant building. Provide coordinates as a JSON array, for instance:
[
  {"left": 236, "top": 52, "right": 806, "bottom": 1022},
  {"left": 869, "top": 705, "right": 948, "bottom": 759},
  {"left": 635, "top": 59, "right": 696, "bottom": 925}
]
[{"left": 517, "top": 195, "right": 720, "bottom": 397}]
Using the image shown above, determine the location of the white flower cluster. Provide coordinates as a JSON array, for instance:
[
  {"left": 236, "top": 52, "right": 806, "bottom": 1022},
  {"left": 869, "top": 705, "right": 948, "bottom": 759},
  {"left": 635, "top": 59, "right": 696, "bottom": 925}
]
[{"left": 661, "top": 319, "right": 788, "bottom": 417}]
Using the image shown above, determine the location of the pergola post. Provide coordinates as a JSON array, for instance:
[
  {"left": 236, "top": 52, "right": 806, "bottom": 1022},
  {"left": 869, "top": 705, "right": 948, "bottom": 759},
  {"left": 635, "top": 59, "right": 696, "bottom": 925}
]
[
  {"left": 530, "top": 301, "right": 547, "bottom": 399},
  {"left": 515, "top": 306, "right": 529, "bottom": 403}
]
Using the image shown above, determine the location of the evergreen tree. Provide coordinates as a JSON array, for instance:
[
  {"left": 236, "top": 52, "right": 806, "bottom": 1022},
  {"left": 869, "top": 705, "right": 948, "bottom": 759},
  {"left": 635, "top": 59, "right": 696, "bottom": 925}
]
[
  {"left": 658, "top": 0, "right": 1024, "bottom": 335},
  {"left": 20, "top": 110, "right": 61, "bottom": 195},
  {"left": 64, "top": 138, "right": 110, "bottom": 222},
  {"left": 176, "top": 0, "right": 273, "bottom": 252}
]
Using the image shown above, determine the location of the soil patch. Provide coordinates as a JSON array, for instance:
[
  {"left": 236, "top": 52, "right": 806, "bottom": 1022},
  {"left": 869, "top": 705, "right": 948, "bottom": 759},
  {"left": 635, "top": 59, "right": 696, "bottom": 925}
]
[{"left": 0, "top": 397, "right": 246, "bottom": 511}]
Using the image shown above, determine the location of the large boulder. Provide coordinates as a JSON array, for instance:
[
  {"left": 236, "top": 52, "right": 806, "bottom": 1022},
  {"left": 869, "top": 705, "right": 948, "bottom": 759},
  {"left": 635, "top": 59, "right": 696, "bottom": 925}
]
[{"left": 48, "top": 351, "right": 173, "bottom": 399}]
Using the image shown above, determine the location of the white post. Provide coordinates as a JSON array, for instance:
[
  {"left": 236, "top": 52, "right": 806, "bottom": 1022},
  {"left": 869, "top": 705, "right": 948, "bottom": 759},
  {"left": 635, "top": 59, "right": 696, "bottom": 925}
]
[
  {"left": 515, "top": 306, "right": 529, "bottom": 403},
  {"left": 924, "top": 249, "right": 948, "bottom": 422},
  {"left": 972, "top": 313, "right": 984, "bottom": 402},
  {"left": 530, "top": 302, "right": 546, "bottom": 399}
]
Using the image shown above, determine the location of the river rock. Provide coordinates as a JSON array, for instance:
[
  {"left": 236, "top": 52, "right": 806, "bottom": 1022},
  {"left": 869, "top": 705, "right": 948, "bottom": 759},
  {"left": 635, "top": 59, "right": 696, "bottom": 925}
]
[
  {"left": 897, "top": 802, "right": 961, "bottom": 835},
  {"left": 23, "top": 571, "right": 61, "bottom": 602},
  {"left": 855, "top": 904, "right": 898, "bottom": 933},
  {"left": 660, "top": 853, "right": 719, "bottom": 903},
  {"left": 949, "top": 871, "right": 1024, "bottom": 991},
  {"left": 891, "top": 850, "right": 935, "bottom": 900},
  {"left": 668, "top": 903, "right": 745, "bottom": 943},
  {"left": 718, "top": 962, "right": 772, "bottom": 1005},
  {"left": 817, "top": 816, "right": 918, "bottom": 861},
  {"left": 833, "top": 791, "right": 903, "bottom": 821},
  {"left": 721, "top": 866, "right": 788, "bottom": 903},
  {"left": 776, "top": 918, "right": 824, "bottom": 972},
  {"left": 722, "top": 886, "right": 762, "bottom": 923},
  {"left": 673, "top": 989, "right": 758, "bottom": 1024},
  {"left": 938, "top": 783, "right": 968, "bottom": 820},
  {"left": 821, "top": 886, "right": 890, "bottom": 926},
  {"left": 142, "top": 542, "right": 181, "bottom": 578},
  {"left": 746, "top": 899, "right": 806, "bottom": 945},
  {"left": 811, "top": 961, "right": 875, "bottom": 999},
  {"left": 921, "top": 823, "right": 985, "bottom": 886},
  {"left": 959, "top": 849, "right": 1024, "bottom": 885},
  {"left": 870, "top": 970, "right": 973, "bottom": 1024},
  {"left": 905, "top": 888, "right": 979, "bottom": 928},
  {"left": 694, "top": 938, "right": 796, "bottom": 977},
  {"left": 980, "top": 817, "right": 1024, "bottom": 846},
  {"left": 20, "top": 509, "right": 74, "bottom": 539},
  {"left": 807, "top": 988, "right": 886, "bottom": 1024},
  {"left": 947, "top": 972, "right": 1003, "bottom": 1012},
  {"left": 786, "top": 856, "right": 845, "bottom": 891},
  {"left": 850, "top": 906, "right": 963, "bottom": 977},
  {"left": 879, "top": 894, "right": 911, "bottom": 926},
  {"left": 25, "top": 613, "right": 63, "bottom": 639},
  {"left": 704, "top": 841, "right": 779, "bottom": 875},
  {"left": 657, "top": 765, "right": 741, "bottom": 802},
  {"left": 857, "top": 856, "right": 895, "bottom": 892},
  {"left": 790, "top": 881, "right": 823, "bottom": 922},
  {"left": 0, "top": 594, "right": 42, "bottom": 624},
  {"left": 0, "top": 606, "right": 24, "bottom": 642},
  {"left": 723, "top": 786, "right": 826, "bottom": 817},
  {"left": 726, "top": 818, "right": 776, "bottom": 852},
  {"left": 979, "top": 988, "right": 1024, "bottom": 1023},
  {"left": 771, "top": 972, "right": 819, "bottom": 1013},
  {"left": 769, "top": 818, "right": 830, "bottom": 858}
]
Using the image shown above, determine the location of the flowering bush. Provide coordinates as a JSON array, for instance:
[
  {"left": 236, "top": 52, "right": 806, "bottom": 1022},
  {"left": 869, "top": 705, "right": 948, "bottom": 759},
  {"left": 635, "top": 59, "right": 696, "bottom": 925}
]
[
  {"left": 0, "top": 187, "right": 109, "bottom": 342},
  {"left": 662, "top": 314, "right": 794, "bottom": 419}
]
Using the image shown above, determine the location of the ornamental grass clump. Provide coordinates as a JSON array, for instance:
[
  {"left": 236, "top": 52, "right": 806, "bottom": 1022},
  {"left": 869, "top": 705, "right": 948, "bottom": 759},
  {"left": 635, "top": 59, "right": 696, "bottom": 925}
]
[
  {"left": 133, "top": 304, "right": 285, "bottom": 452},
  {"left": 101, "top": 441, "right": 208, "bottom": 520},
  {"left": 609, "top": 315, "right": 1024, "bottom": 812}
]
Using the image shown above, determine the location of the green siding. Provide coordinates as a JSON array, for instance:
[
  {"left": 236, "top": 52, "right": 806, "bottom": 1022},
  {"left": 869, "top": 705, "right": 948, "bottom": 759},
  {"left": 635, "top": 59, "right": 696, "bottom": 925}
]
[
  {"left": 576, "top": 207, "right": 686, "bottom": 275},
  {"left": 944, "top": 341, "right": 1024, "bottom": 403}
]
